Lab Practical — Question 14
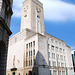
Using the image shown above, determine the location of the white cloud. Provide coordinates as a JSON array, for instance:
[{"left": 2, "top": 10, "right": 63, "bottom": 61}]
[
  {"left": 71, "top": 46, "right": 75, "bottom": 50},
  {"left": 12, "top": 0, "right": 75, "bottom": 21}
]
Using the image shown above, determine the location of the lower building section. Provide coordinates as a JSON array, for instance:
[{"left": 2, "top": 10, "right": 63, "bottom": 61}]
[{"left": 6, "top": 67, "right": 69, "bottom": 75}]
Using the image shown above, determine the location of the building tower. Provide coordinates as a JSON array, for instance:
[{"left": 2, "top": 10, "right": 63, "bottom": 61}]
[
  {"left": 21, "top": 0, "right": 45, "bottom": 34},
  {"left": 0, "top": 0, "right": 13, "bottom": 75}
]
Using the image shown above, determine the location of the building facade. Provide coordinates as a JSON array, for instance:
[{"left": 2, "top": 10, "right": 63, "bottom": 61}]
[
  {"left": 0, "top": 0, "right": 13, "bottom": 75},
  {"left": 71, "top": 50, "right": 75, "bottom": 75},
  {"left": 6, "top": 0, "right": 74, "bottom": 75}
]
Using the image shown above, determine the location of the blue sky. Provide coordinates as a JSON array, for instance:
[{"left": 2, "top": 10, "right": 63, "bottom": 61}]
[{"left": 10, "top": 0, "right": 75, "bottom": 50}]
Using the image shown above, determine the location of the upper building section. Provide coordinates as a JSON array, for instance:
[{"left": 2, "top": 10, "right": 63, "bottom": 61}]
[
  {"left": 20, "top": 0, "right": 45, "bottom": 34},
  {"left": 0, "top": 0, "right": 13, "bottom": 28}
]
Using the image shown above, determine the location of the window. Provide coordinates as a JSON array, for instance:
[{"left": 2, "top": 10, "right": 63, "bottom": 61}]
[
  {"left": 51, "top": 39, "right": 54, "bottom": 43},
  {"left": 34, "top": 59, "right": 36, "bottom": 65},
  {"left": 31, "top": 51, "right": 32, "bottom": 56},
  {"left": 61, "top": 63, "right": 64, "bottom": 67},
  {"left": 33, "top": 50, "right": 35, "bottom": 55},
  {"left": 51, "top": 45, "right": 54, "bottom": 50},
  {"left": 31, "top": 42, "right": 32, "bottom": 47},
  {"left": 52, "top": 53, "right": 55, "bottom": 59},
  {"left": 26, "top": 44, "right": 28, "bottom": 49},
  {"left": 29, "top": 43, "right": 30, "bottom": 48},
  {"left": 59, "top": 42, "right": 61, "bottom": 45},
  {"left": 31, "top": 60, "right": 32, "bottom": 66},
  {"left": 26, "top": 52, "right": 28, "bottom": 57},
  {"left": 60, "top": 55, "right": 63, "bottom": 60},
  {"left": 56, "top": 47, "right": 58, "bottom": 52},
  {"left": 29, "top": 51, "right": 30, "bottom": 56},
  {"left": 49, "top": 61, "right": 50, "bottom": 66},
  {"left": 55, "top": 41, "right": 57, "bottom": 44},
  {"left": 29, "top": 60, "right": 30, "bottom": 66},
  {"left": 48, "top": 52, "right": 50, "bottom": 58},
  {"left": 53, "top": 70, "right": 57, "bottom": 75},
  {"left": 26, "top": 61, "right": 28, "bottom": 66},
  {"left": 64, "top": 56, "right": 66, "bottom": 61},
  {"left": 48, "top": 44, "right": 49, "bottom": 49},
  {"left": 60, "top": 48, "right": 62, "bottom": 53},
  {"left": 53, "top": 61, "right": 56, "bottom": 67},
  {"left": 33, "top": 41, "right": 35, "bottom": 46},
  {"left": 62, "top": 71, "right": 65, "bottom": 75},
  {"left": 59, "top": 71, "right": 61, "bottom": 75}
]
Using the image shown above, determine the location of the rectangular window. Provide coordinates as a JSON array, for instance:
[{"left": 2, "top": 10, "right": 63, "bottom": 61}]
[
  {"left": 62, "top": 71, "right": 65, "bottom": 75},
  {"left": 64, "top": 56, "right": 66, "bottom": 61},
  {"left": 29, "top": 60, "right": 30, "bottom": 66},
  {"left": 51, "top": 45, "right": 54, "bottom": 50},
  {"left": 31, "top": 60, "right": 32, "bottom": 66},
  {"left": 49, "top": 61, "right": 50, "bottom": 66},
  {"left": 34, "top": 59, "right": 35, "bottom": 65},
  {"left": 59, "top": 71, "right": 61, "bottom": 75},
  {"left": 26, "top": 44, "right": 28, "bottom": 49},
  {"left": 53, "top": 70, "right": 57, "bottom": 75},
  {"left": 56, "top": 47, "right": 58, "bottom": 52},
  {"left": 61, "top": 63, "right": 64, "bottom": 67},
  {"left": 29, "top": 43, "right": 30, "bottom": 48},
  {"left": 53, "top": 61, "right": 56, "bottom": 67},
  {"left": 60, "top": 48, "right": 62, "bottom": 53},
  {"left": 26, "top": 61, "right": 28, "bottom": 66},
  {"left": 51, "top": 39, "right": 54, "bottom": 43},
  {"left": 31, "top": 51, "right": 32, "bottom": 56},
  {"left": 33, "top": 50, "right": 35, "bottom": 55},
  {"left": 31, "top": 42, "right": 32, "bottom": 47},
  {"left": 48, "top": 44, "right": 49, "bottom": 49},
  {"left": 33, "top": 41, "right": 35, "bottom": 46},
  {"left": 26, "top": 52, "right": 28, "bottom": 57},
  {"left": 48, "top": 52, "right": 50, "bottom": 58},
  {"left": 52, "top": 53, "right": 55, "bottom": 59},
  {"left": 29, "top": 51, "right": 30, "bottom": 56},
  {"left": 60, "top": 55, "right": 63, "bottom": 60}
]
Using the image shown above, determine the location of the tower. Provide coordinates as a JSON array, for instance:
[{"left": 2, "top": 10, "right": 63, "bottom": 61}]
[
  {"left": 0, "top": 0, "right": 13, "bottom": 75},
  {"left": 21, "top": 0, "right": 45, "bottom": 34}
]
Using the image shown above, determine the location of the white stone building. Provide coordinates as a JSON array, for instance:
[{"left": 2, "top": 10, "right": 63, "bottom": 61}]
[
  {"left": 71, "top": 50, "right": 75, "bottom": 75},
  {"left": 6, "top": 0, "right": 74, "bottom": 75}
]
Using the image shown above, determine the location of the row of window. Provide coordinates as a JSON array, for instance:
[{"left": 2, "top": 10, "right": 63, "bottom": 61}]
[
  {"left": 48, "top": 44, "right": 65, "bottom": 53},
  {"left": 48, "top": 38, "right": 65, "bottom": 46},
  {"left": 49, "top": 61, "right": 66, "bottom": 67},
  {"left": 51, "top": 70, "right": 65, "bottom": 75},
  {"left": 26, "top": 59, "right": 35, "bottom": 66},
  {"left": 26, "top": 41, "right": 35, "bottom": 49},
  {"left": 26, "top": 50, "right": 35, "bottom": 57},
  {"left": 48, "top": 52, "right": 66, "bottom": 61}
]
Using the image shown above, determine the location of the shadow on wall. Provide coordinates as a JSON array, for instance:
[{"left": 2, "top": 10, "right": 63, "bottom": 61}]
[
  {"left": 0, "top": 40, "right": 6, "bottom": 75},
  {"left": 27, "top": 51, "right": 50, "bottom": 75}
]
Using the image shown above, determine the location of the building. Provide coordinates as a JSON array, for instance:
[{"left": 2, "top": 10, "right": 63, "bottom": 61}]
[
  {"left": 0, "top": 0, "right": 13, "bottom": 75},
  {"left": 6, "top": 0, "right": 74, "bottom": 75},
  {"left": 71, "top": 50, "right": 75, "bottom": 75}
]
